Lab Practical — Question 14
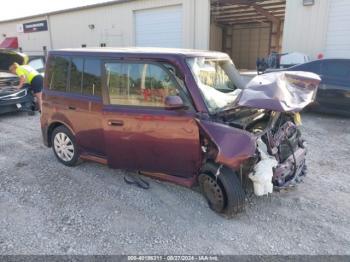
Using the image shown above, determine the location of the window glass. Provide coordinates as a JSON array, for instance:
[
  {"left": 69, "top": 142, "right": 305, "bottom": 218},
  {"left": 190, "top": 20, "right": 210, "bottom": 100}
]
[
  {"left": 69, "top": 57, "right": 83, "bottom": 94},
  {"left": 28, "top": 58, "right": 45, "bottom": 73},
  {"left": 322, "top": 61, "right": 350, "bottom": 79},
  {"left": 105, "top": 62, "right": 179, "bottom": 107},
  {"left": 49, "top": 56, "right": 69, "bottom": 91},
  {"left": 195, "top": 60, "right": 236, "bottom": 92},
  {"left": 83, "top": 58, "right": 102, "bottom": 96},
  {"left": 186, "top": 58, "right": 239, "bottom": 114}
]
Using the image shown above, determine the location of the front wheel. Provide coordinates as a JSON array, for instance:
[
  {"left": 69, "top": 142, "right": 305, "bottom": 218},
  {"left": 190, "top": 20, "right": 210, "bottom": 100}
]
[
  {"left": 51, "top": 126, "right": 79, "bottom": 166},
  {"left": 199, "top": 163, "right": 245, "bottom": 216}
]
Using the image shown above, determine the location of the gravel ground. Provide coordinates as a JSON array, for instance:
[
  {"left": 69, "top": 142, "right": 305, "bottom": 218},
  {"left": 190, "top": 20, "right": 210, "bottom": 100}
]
[{"left": 0, "top": 112, "right": 349, "bottom": 255}]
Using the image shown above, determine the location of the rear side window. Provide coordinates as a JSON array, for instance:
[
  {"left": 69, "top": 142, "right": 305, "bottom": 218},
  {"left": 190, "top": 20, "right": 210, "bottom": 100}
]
[
  {"left": 105, "top": 62, "right": 179, "bottom": 107},
  {"left": 322, "top": 60, "right": 350, "bottom": 79},
  {"left": 48, "top": 55, "right": 102, "bottom": 97},
  {"left": 69, "top": 57, "right": 83, "bottom": 93},
  {"left": 48, "top": 56, "right": 69, "bottom": 91},
  {"left": 83, "top": 58, "right": 102, "bottom": 97}
]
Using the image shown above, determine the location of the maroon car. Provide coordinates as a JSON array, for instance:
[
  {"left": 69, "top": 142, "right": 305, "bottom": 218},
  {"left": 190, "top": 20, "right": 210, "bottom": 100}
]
[{"left": 41, "top": 48, "right": 320, "bottom": 216}]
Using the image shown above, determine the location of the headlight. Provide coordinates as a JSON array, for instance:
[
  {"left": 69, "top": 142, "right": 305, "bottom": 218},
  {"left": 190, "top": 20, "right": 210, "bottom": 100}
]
[{"left": 0, "top": 89, "right": 27, "bottom": 100}]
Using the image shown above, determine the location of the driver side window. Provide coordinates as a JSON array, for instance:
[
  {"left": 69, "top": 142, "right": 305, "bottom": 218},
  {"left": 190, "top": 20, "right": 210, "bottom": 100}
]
[{"left": 105, "top": 62, "right": 180, "bottom": 107}]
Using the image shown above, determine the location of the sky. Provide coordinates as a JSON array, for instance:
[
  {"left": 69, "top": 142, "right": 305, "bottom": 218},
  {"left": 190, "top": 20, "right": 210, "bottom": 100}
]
[{"left": 0, "top": 0, "right": 113, "bottom": 21}]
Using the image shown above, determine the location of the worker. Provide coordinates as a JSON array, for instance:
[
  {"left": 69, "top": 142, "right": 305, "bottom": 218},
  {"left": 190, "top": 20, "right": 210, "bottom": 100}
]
[{"left": 9, "top": 62, "right": 43, "bottom": 112}]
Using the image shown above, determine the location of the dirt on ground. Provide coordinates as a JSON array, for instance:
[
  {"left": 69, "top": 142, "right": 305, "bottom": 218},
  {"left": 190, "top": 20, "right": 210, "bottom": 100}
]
[{"left": 0, "top": 112, "right": 349, "bottom": 255}]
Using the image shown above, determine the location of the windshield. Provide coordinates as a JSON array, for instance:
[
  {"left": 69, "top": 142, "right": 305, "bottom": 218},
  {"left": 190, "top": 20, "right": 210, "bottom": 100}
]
[
  {"left": 28, "top": 58, "right": 45, "bottom": 73},
  {"left": 187, "top": 57, "right": 243, "bottom": 114}
]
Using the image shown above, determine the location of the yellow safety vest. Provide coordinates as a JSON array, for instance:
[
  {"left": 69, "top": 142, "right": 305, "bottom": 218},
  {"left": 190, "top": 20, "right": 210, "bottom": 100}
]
[{"left": 16, "top": 65, "right": 39, "bottom": 84}]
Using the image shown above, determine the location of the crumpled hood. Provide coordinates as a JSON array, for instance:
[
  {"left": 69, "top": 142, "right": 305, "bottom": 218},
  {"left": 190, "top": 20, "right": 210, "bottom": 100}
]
[{"left": 237, "top": 71, "right": 321, "bottom": 112}]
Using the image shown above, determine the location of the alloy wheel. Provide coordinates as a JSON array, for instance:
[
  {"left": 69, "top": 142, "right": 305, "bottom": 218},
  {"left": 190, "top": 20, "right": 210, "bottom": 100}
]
[{"left": 53, "top": 132, "right": 75, "bottom": 162}]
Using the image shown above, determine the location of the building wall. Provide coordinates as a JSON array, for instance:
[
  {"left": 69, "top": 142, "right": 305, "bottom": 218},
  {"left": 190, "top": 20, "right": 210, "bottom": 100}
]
[
  {"left": 0, "top": 0, "right": 210, "bottom": 55},
  {"left": 229, "top": 23, "right": 271, "bottom": 69},
  {"left": 282, "top": 0, "right": 330, "bottom": 59},
  {"left": 0, "top": 16, "right": 52, "bottom": 55},
  {"left": 324, "top": 0, "right": 350, "bottom": 58},
  {"left": 209, "top": 23, "right": 223, "bottom": 51}
]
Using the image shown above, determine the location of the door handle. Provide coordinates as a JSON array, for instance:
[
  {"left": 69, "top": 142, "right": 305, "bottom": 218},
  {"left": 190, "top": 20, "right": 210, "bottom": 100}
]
[
  {"left": 108, "top": 120, "right": 124, "bottom": 126},
  {"left": 68, "top": 106, "right": 76, "bottom": 110}
]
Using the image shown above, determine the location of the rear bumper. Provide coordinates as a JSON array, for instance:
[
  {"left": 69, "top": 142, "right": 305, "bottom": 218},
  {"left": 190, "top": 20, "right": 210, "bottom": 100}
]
[{"left": 273, "top": 146, "right": 307, "bottom": 188}]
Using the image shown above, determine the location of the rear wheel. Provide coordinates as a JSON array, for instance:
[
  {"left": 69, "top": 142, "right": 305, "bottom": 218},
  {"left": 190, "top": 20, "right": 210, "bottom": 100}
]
[
  {"left": 199, "top": 163, "right": 245, "bottom": 216},
  {"left": 51, "top": 126, "right": 79, "bottom": 166}
]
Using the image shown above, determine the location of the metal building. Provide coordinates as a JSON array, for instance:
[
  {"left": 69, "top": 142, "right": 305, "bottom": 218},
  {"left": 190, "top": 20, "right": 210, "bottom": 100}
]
[
  {"left": 283, "top": 0, "right": 350, "bottom": 59},
  {"left": 0, "top": 0, "right": 286, "bottom": 70},
  {"left": 0, "top": 0, "right": 210, "bottom": 55},
  {"left": 0, "top": 0, "right": 348, "bottom": 70}
]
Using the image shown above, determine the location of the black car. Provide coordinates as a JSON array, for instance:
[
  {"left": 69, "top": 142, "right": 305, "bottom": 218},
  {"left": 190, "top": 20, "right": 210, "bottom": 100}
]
[
  {"left": 0, "top": 49, "right": 35, "bottom": 115},
  {"left": 284, "top": 59, "right": 350, "bottom": 116}
]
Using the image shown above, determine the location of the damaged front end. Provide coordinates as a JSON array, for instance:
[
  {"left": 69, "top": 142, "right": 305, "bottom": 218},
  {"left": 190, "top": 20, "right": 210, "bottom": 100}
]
[
  {"left": 199, "top": 71, "right": 321, "bottom": 196},
  {"left": 253, "top": 112, "right": 308, "bottom": 194}
]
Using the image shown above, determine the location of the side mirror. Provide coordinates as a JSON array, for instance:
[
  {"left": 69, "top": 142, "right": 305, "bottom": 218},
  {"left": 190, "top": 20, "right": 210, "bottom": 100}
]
[{"left": 165, "top": 95, "right": 185, "bottom": 110}]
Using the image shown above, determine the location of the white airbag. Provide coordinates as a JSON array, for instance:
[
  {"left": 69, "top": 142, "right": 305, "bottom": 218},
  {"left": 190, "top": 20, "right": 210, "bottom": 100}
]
[{"left": 249, "top": 139, "right": 278, "bottom": 196}]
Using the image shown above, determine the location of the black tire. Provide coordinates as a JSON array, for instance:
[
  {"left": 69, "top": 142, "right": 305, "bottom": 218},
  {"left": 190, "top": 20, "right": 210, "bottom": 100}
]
[
  {"left": 199, "top": 163, "right": 245, "bottom": 216},
  {"left": 51, "top": 125, "right": 79, "bottom": 167}
]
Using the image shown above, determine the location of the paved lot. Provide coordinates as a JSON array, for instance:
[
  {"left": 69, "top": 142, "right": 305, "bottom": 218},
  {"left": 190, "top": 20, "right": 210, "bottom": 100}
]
[{"left": 0, "top": 112, "right": 349, "bottom": 255}]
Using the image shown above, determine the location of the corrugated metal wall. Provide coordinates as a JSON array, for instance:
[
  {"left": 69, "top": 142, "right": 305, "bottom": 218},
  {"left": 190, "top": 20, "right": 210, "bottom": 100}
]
[
  {"left": 230, "top": 24, "right": 271, "bottom": 69},
  {"left": 282, "top": 0, "right": 330, "bottom": 59},
  {"left": 0, "top": 0, "right": 210, "bottom": 55},
  {"left": 219, "top": 23, "right": 271, "bottom": 69},
  {"left": 209, "top": 23, "right": 223, "bottom": 51}
]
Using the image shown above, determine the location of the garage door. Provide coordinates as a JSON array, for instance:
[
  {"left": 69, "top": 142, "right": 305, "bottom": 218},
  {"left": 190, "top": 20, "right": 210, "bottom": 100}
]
[
  {"left": 134, "top": 5, "right": 183, "bottom": 48},
  {"left": 325, "top": 0, "right": 350, "bottom": 58}
]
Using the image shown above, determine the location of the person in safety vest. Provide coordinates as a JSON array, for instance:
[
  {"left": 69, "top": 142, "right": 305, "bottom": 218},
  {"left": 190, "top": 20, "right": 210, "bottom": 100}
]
[{"left": 9, "top": 62, "right": 43, "bottom": 112}]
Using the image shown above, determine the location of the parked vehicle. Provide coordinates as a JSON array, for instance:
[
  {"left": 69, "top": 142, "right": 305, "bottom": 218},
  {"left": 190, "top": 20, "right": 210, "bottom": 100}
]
[
  {"left": 41, "top": 48, "right": 320, "bottom": 216},
  {"left": 257, "top": 52, "right": 310, "bottom": 74},
  {"left": 28, "top": 56, "right": 46, "bottom": 74},
  {"left": 282, "top": 59, "right": 350, "bottom": 116},
  {"left": 0, "top": 49, "right": 35, "bottom": 115}
]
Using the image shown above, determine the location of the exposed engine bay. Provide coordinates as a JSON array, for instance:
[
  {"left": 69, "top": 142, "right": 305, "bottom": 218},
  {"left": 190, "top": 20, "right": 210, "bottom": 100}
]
[{"left": 222, "top": 108, "right": 307, "bottom": 193}]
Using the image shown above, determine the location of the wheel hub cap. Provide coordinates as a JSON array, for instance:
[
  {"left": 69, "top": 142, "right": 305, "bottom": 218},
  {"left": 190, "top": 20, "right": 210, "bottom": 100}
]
[{"left": 54, "top": 132, "right": 74, "bottom": 162}]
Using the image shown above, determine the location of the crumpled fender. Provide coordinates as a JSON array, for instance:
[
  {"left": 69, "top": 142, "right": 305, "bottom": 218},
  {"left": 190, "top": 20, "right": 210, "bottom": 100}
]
[{"left": 198, "top": 119, "right": 257, "bottom": 170}]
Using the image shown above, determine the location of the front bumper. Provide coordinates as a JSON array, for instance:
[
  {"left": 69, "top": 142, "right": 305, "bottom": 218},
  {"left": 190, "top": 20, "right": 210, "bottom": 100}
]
[{"left": 0, "top": 89, "right": 35, "bottom": 114}]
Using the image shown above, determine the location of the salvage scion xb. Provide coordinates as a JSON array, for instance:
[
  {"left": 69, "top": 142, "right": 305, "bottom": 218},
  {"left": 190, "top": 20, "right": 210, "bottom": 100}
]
[{"left": 41, "top": 48, "right": 320, "bottom": 216}]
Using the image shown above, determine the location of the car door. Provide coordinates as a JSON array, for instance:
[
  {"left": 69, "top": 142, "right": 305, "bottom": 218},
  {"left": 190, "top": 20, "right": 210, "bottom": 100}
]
[
  {"left": 102, "top": 60, "right": 201, "bottom": 178},
  {"left": 318, "top": 60, "right": 350, "bottom": 113},
  {"left": 67, "top": 57, "right": 105, "bottom": 157},
  {"left": 45, "top": 55, "right": 105, "bottom": 157}
]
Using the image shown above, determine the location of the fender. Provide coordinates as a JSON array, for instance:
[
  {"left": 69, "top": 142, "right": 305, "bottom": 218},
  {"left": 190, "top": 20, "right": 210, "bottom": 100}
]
[
  {"left": 197, "top": 119, "right": 257, "bottom": 170},
  {"left": 45, "top": 112, "right": 76, "bottom": 146}
]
